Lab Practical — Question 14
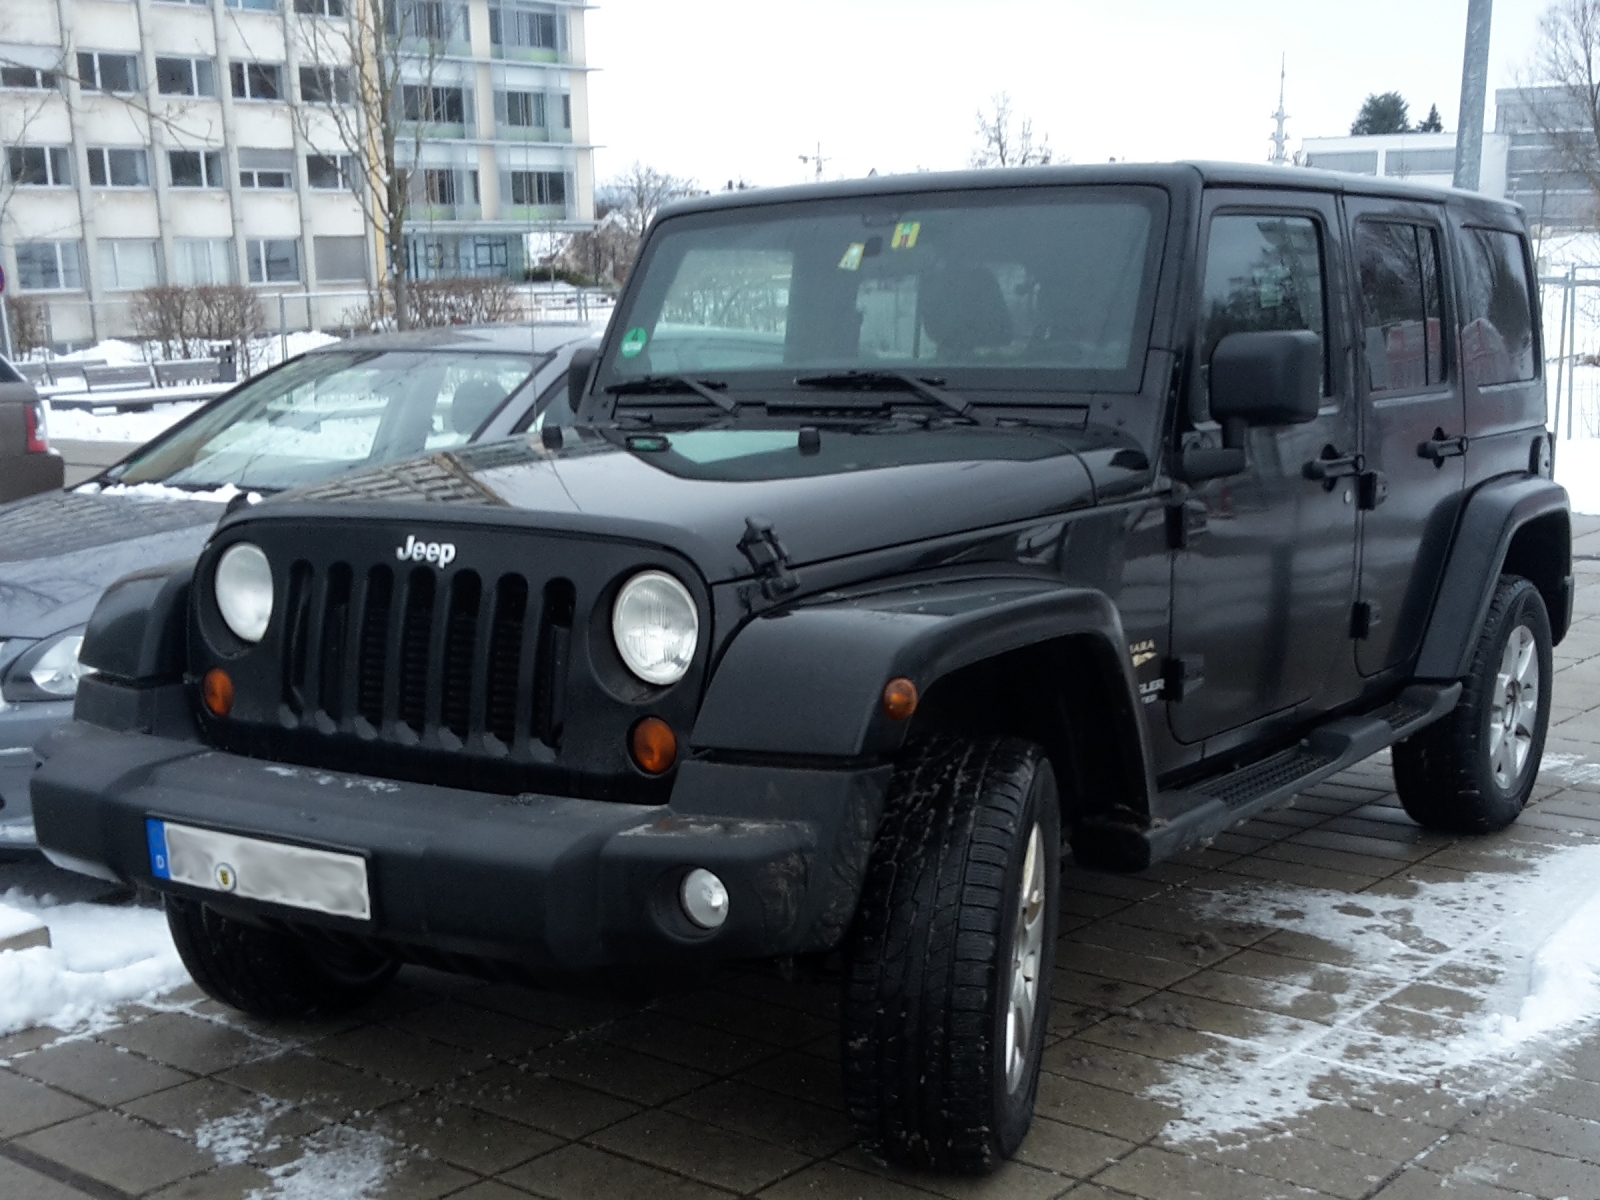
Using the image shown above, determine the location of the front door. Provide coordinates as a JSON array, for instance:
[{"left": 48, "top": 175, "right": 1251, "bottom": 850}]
[
  {"left": 1345, "top": 199, "right": 1468, "bottom": 676},
  {"left": 1168, "top": 193, "right": 1361, "bottom": 744}
]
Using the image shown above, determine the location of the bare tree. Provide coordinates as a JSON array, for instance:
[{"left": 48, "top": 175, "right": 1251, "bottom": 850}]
[
  {"left": 971, "top": 92, "right": 1053, "bottom": 168},
  {"left": 1523, "top": 0, "right": 1600, "bottom": 218},
  {"left": 294, "top": 0, "right": 457, "bottom": 329},
  {"left": 600, "top": 162, "right": 699, "bottom": 238}
]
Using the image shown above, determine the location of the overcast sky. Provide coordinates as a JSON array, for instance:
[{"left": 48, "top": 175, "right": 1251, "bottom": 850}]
[{"left": 585, "top": 0, "right": 1548, "bottom": 190}]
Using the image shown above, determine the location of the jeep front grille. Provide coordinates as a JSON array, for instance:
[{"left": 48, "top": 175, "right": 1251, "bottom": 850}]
[{"left": 281, "top": 561, "right": 574, "bottom": 753}]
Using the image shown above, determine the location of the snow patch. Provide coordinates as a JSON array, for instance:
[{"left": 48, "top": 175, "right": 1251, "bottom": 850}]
[
  {"left": 0, "top": 889, "right": 188, "bottom": 1038},
  {"left": 1149, "top": 843, "right": 1600, "bottom": 1145},
  {"left": 196, "top": 1097, "right": 296, "bottom": 1167},
  {"left": 77, "top": 481, "right": 246, "bottom": 505},
  {"left": 47, "top": 400, "right": 207, "bottom": 444},
  {"left": 1554, "top": 436, "right": 1600, "bottom": 515},
  {"left": 247, "top": 1124, "right": 396, "bottom": 1200}
]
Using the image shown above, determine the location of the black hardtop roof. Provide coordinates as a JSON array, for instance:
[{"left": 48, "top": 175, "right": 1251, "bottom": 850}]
[
  {"left": 302, "top": 323, "right": 593, "bottom": 358},
  {"left": 658, "top": 160, "right": 1525, "bottom": 226}
]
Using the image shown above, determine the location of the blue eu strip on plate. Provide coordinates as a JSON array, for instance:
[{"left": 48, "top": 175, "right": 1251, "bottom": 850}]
[{"left": 146, "top": 818, "right": 171, "bottom": 879}]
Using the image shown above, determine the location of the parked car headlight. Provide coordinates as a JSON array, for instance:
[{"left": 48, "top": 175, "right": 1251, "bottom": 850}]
[
  {"left": 612, "top": 571, "right": 698, "bottom": 685},
  {"left": 215, "top": 543, "right": 274, "bottom": 643},
  {"left": 1, "top": 630, "right": 87, "bottom": 702}
]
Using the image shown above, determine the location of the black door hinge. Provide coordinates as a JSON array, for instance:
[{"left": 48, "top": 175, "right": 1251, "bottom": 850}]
[
  {"left": 1164, "top": 503, "right": 1187, "bottom": 549},
  {"left": 1351, "top": 601, "right": 1372, "bottom": 639},
  {"left": 1161, "top": 655, "right": 1204, "bottom": 701},
  {"left": 1357, "top": 470, "right": 1387, "bottom": 510},
  {"left": 738, "top": 516, "right": 800, "bottom": 600}
]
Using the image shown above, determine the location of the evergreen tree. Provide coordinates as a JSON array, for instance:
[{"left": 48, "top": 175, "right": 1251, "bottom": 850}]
[
  {"left": 1418, "top": 104, "right": 1445, "bottom": 133},
  {"left": 1351, "top": 92, "right": 1411, "bottom": 135}
]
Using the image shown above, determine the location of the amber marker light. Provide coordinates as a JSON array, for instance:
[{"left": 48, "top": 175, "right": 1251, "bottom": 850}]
[
  {"left": 201, "top": 668, "right": 234, "bottom": 718},
  {"left": 882, "top": 677, "right": 919, "bottom": 721},
  {"left": 631, "top": 717, "right": 678, "bottom": 774}
]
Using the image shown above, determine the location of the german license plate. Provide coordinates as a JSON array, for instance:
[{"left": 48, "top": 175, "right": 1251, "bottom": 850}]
[{"left": 146, "top": 819, "right": 371, "bottom": 920}]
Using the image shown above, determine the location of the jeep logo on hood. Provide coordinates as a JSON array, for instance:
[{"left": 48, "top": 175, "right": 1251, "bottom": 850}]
[{"left": 396, "top": 535, "right": 456, "bottom": 566}]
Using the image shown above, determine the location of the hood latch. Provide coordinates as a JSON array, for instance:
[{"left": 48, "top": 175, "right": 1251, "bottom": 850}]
[{"left": 739, "top": 517, "right": 799, "bottom": 601}]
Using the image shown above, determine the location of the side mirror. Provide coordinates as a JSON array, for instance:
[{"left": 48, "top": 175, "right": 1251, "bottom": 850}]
[
  {"left": 567, "top": 345, "right": 598, "bottom": 414},
  {"left": 1209, "top": 329, "right": 1323, "bottom": 448}
]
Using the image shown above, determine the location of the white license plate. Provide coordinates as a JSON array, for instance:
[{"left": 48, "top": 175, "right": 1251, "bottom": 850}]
[{"left": 146, "top": 819, "right": 371, "bottom": 921}]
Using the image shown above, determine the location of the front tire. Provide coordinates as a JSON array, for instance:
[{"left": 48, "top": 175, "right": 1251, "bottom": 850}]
[
  {"left": 842, "top": 738, "right": 1060, "bottom": 1173},
  {"left": 165, "top": 896, "right": 399, "bottom": 1019},
  {"left": 1393, "top": 574, "right": 1553, "bottom": 833}
]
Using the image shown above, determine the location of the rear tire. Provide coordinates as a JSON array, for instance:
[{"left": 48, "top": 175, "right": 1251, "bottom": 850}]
[
  {"left": 165, "top": 896, "right": 399, "bottom": 1019},
  {"left": 842, "top": 737, "right": 1060, "bottom": 1173},
  {"left": 1393, "top": 574, "right": 1552, "bottom": 833}
]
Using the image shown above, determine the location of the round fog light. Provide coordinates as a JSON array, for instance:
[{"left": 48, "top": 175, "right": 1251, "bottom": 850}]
[{"left": 680, "top": 868, "right": 729, "bottom": 930}]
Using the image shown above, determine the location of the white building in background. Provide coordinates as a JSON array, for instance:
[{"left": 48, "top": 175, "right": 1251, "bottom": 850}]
[{"left": 0, "top": 0, "right": 595, "bottom": 349}]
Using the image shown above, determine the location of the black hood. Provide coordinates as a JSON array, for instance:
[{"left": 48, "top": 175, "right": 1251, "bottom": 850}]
[
  {"left": 252, "top": 422, "right": 1145, "bottom": 583},
  {"left": 0, "top": 491, "right": 221, "bottom": 639}
]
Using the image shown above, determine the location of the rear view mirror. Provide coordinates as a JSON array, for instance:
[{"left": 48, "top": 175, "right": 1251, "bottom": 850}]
[
  {"left": 1209, "top": 330, "right": 1322, "bottom": 445},
  {"left": 567, "top": 345, "right": 598, "bottom": 414}
]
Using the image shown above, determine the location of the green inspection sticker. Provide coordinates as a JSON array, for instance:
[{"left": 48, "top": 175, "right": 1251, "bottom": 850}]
[{"left": 620, "top": 327, "right": 649, "bottom": 358}]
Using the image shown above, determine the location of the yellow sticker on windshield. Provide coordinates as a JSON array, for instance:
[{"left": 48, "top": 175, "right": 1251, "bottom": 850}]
[
  {"left": 838, "top": 242, "right": 865, "bottom": 271},
  {"left": 891, "top": 221, "right": 921, "bottom": 249}
]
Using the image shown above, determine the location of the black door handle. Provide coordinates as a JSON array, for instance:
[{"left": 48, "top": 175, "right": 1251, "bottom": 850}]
[
  {"left": 1303, "top": 449, "right": 1364, "bottom": 482},
  {"left": 1418, "top": 433, "right": 1468, "bottom": 462}
]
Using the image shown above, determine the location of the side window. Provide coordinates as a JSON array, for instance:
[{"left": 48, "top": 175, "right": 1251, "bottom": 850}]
[
  {"left": 1200, "top": 214, "right": 1327, "bottom": 393},
  {"left": 1460, "top": 228, "right": 1537, "bottom": 386},
  {"left": 1355, "top": 220, "right": 1446, "bottom": 393}
]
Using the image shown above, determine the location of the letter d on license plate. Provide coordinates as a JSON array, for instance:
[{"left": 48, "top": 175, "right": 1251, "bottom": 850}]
[{"left": 147, "top": 819, "right": 371, "bottom": 920}]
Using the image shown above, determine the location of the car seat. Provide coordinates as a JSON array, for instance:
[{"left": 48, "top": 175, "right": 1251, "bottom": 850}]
[
  {"left": 918, "top": 265, "right": 1012, "bottom": 358},
  {"left": 449, "top": 377, "right": 509, "bottom": 435}
]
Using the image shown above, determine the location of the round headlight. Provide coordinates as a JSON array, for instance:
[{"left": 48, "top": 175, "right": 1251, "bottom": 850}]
[
  {"left": 214, "top": 542, "right": 274, "bottom": 643},
  {"left": 612, "top": 570, "right": 698, "bottom": 685}
]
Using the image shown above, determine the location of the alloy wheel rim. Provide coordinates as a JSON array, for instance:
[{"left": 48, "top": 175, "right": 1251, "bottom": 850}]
[
  {"left": 1488, "top": 624, "right": 1539, "bottom": 790},
  {"left": 1004, "top": 821, "right": 1046, "bottom": 1094}
]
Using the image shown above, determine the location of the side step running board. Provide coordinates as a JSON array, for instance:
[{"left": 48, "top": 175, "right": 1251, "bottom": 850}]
[{"left": 1072, "top": 683, "right": 1461, "bottom": 872}]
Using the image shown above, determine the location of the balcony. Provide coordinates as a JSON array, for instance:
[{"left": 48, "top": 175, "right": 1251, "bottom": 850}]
[{"left": 499, "top": 204, "right": 567, "bottom": 222}]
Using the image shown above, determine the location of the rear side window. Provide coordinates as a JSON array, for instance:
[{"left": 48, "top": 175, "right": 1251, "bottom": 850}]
[
  {"left": 1355, "top": 221, "right": 1445, "bottom": 393},
  {"left": 1200, "top": 214, "right": 1327, "bottom": 391},
  {"left": 1459, "top": 228, "right": 1537, "bottom": 386}
]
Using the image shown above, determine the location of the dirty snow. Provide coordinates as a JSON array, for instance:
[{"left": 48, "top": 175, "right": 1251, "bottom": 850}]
[
  {"left": 0, "top": 889, "right": 187, "bottom": 1038},
  {"left": 1150, "top": 842, "right": 1600, "bottom": 1144},
  {"left": 246, "top": 1123, "right": 397, "bottom": 1200}
]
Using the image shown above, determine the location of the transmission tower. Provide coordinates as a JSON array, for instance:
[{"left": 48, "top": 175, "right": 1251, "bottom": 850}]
[{"left": 1269, "top": 56, "right": 1290, "bottom": 165}]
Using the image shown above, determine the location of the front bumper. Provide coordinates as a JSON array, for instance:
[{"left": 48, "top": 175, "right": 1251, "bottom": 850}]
[
  {"left": 0, "top": 699, "right": 74, "bottom": 851},
  {"left": 32, "top": 722, "right": 890, "bottom": 974}
]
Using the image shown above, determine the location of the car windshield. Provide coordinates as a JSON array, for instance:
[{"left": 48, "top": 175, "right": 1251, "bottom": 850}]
[
  {"left": 598, "top": 186, "right": 1166, "bottom": 396},
  {"left": 109, "top": 349, "right": 541, "bottom": 491}
]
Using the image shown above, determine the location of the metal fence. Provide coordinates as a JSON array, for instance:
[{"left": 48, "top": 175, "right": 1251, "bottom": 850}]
[{"left": 1542, "top": 268, "right": 1600, "bottom": 441}]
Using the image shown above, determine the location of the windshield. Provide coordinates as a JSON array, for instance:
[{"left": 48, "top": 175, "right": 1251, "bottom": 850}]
[
  {"left": 110, "top": 350, "right": 541, "bottom": 491},
  {"left": 598, "top": 186, "right": 1166, "bottom": 395}
]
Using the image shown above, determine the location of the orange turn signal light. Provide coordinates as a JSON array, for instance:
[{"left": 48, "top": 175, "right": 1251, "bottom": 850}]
[
  {"left": 881, "top": 677, "right": 919, "bottom": 721},
  {"left": 201, "top": 668, "right": 234, "bottom": 718},
  {"left": 630, "top": 717, "right": 678, "bottom": 774}
]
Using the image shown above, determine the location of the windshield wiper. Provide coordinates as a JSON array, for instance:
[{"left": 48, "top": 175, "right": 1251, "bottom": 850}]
[
  {"left": 604, "top": 374, "right": 740, "bottom": 415},
  {"left": 792, "top": 371, "right": 993, "bottom": 426}
]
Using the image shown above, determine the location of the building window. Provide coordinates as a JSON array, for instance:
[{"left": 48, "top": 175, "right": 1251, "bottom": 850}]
[
  {"left": 7, "top": 146, "right": 72, "bottom": 187},
  {"left": 299, "top": 66, "right": 352, "bottom": 104},
  {"left": 77, "top": 52, "right": 140, "bottom": 94},
  {"left": 294, "top": 0, "right": 345, "bottom": 13},
  {"left": 225, "top": 0, "right": 278, "bottom": 10},
  {"left": 306, "top": 154, "right": 356, "bottom": 189},
  {"left": 474, "top": 238, "right": 509, "bottom": 269},
  {"left": 98, "top": 239, "right": 163, "bottom": 291},
  {"left": 156, "top": 57, "right": 216, "bottom": 97},
  {"left": 174, "top": 238, "right": 235, "bottom": 285},
  {"left": 168, "top": 149, "right": 225, "bottom": 187},
  {"left": 247, "top": 239, "right": 300, "bottom": 283},
  {"left": 488, "top": 4, "right": 564, "bottom": 50},
  {"left": 561, "top": 93, "right": 571, "bottom": 128},
  {"left": 16, "top": 242, "right": 84, "bottom": 291},
  {"left": 230, "top": 62, "right": 283, "bottom": 101},
  {"left": 314, "top": 235, "right": 367, "bottom": 281},
  {"left": 422, "top": 168, "right": 458, "bottom": 205},
  {"left": 498, "top": 90, "right": 545, "bottom": 127},
  {"left": 402, "top": 84, "right": 466, "bottom": 123},
  {"left": 86, "top": 147, "right": 150, "bottom": 187},
  {"left": 400, "top": 1, "right": 466, "bottom": 40},
  {"left": 238, "top": 149, "right": 294, "bottom": 188},
  {"left": 505, "top": 169, "right": 565, "bottom": 206},
  {"left": 1, "top": 66, "right": 58, "bottom": 90}
]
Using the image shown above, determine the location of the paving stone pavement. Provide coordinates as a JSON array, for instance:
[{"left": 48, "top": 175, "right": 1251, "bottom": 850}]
[{"left": 6, "top": 523, "right": 1600, "bottom": 1199}]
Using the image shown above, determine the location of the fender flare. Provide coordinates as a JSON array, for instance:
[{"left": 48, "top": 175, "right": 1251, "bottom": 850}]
[
  {"left": 692, "top": 575, "right": 1149, "bottom": 766},
  {"left": 80, "top": 558, "right": 196, "bottom": 684},
  {"left": 1414, "top": 474, "right": 1571, "bottom": 680}
]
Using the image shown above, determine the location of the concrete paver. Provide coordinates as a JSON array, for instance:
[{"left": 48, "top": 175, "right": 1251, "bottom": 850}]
[{"left": 6, "top": 520, "right": 1600, "bottom": 1198}]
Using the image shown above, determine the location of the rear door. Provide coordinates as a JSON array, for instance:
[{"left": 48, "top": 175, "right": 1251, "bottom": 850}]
[{"left": 1346, "top": 198, "right": 1467, "bottom": 676}]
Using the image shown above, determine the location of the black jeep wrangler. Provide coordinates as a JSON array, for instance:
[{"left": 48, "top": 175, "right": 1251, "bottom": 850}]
[{"left": 32, "top": 163, "right": 1570, "bottom": 1172}]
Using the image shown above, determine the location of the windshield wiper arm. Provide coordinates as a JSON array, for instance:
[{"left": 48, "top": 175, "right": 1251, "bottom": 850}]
[
  {"left": 792, "top": 370, "right": 993, "bottom": 426},
  {"left": 604, "top": 374, "right": 739, "bottom": 415}
]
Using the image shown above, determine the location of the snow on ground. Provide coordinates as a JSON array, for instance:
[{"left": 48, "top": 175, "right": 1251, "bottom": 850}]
[
  {"left": 0, "top": 889, "right": 187, "bottom": 1038},
  {"left": 1149, "top": 841, "right": 1600, "bottom": 1145},
  {"left": 1555, "top": 436, "right": 1600, "bottom": 514},
  {"left": 47, "top": 399, "right": 207, "bottom": 443}
]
